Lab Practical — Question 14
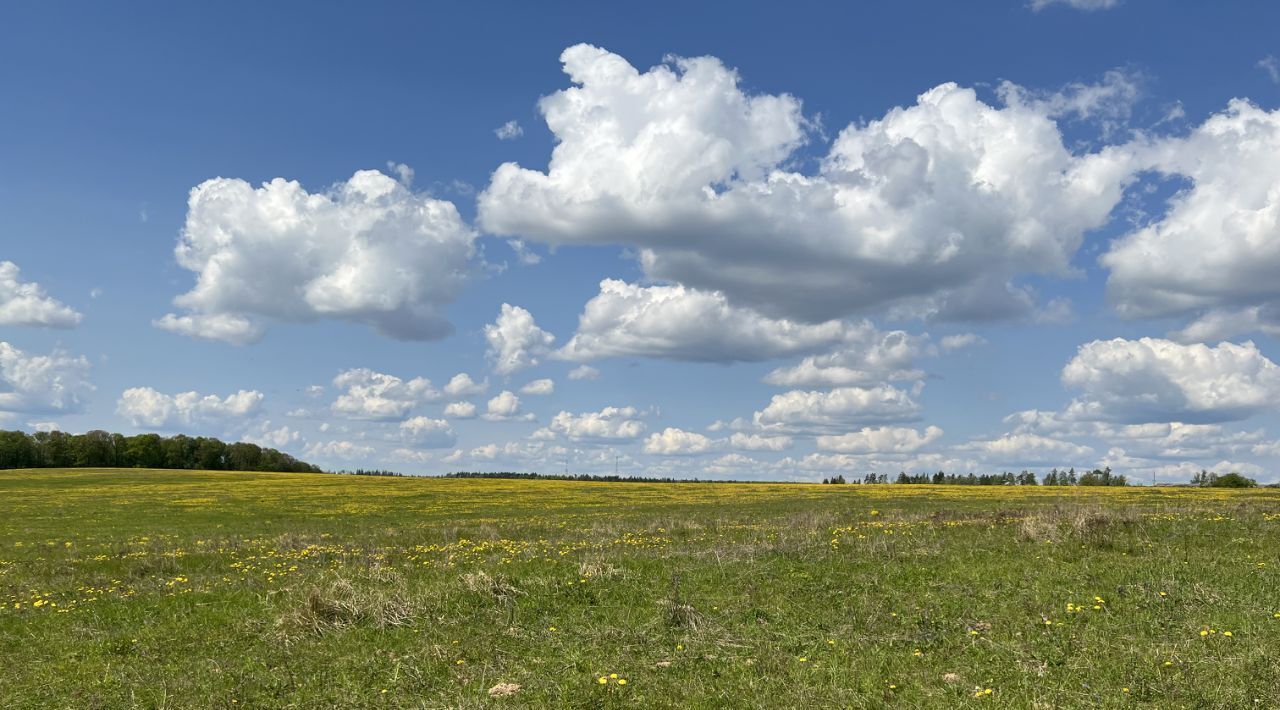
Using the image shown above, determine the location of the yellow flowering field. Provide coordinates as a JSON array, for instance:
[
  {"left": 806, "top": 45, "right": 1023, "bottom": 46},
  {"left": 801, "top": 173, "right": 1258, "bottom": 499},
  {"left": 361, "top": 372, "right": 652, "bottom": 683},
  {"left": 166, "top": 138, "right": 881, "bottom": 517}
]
[{"left": 2, "top": 468, "right": 1278, "bottom": 707}]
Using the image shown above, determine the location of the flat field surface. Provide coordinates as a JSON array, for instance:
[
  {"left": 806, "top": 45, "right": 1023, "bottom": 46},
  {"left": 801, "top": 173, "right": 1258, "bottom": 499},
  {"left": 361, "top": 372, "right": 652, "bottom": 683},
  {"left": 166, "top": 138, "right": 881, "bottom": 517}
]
[{"left": 2, "top": 469, "right": 1279, "bottom": 708}]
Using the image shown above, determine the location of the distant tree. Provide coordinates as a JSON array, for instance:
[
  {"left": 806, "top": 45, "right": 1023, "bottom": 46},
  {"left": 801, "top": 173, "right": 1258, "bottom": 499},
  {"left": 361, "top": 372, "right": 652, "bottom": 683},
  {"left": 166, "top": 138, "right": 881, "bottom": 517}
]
[
  {"left": 0, "top": 428, "right": 321, "bottom": 474},
  {"left": 0, "top": 430, "right": 36, "bottom": 468},
  {"left": 1209, "top": 472, "right": 1257, "bottom": 488},
  {"left": 73, "top": 430, "right": 117, "bottom": 467},
  {"left": 33, "top": 431, "right": 74, "bottom": 468}
]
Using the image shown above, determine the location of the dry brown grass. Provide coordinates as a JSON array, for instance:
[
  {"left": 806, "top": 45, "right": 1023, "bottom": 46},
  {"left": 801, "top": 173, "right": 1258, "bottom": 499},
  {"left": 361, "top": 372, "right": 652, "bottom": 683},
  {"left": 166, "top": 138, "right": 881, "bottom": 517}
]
[
  {"left": 1018, "top": 506, "right": 1137, "bottom": 545},
  {"left": 461, "top": 569, "right": 522, "bottom": 601},
  {"left": 276, "top": 575, "right": 417, "bottom": 641}
]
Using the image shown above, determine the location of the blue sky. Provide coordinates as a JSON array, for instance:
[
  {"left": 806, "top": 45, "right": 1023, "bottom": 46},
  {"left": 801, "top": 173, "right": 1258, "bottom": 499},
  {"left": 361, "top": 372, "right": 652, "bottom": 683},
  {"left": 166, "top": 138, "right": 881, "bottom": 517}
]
[{"left": 3, "top": 0, "right": 1280, "bottom": 482}]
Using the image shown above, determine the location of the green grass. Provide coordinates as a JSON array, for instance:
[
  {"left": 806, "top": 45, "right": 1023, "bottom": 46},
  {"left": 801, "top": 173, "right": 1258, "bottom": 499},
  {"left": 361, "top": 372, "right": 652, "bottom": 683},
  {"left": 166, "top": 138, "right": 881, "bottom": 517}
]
[{"left": 2, "top": 468, "right": 1279, "bottom": 708}]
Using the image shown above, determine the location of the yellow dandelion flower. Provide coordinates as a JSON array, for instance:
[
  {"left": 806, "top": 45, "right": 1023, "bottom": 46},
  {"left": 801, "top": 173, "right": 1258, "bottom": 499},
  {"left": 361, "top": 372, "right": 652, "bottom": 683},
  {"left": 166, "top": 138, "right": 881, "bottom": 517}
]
[
  {"left": 617, "top": 679, "right": 627, "bottom": 686},
  {"left": 597, "top": 677, "right": 607, "bottom": 685}
]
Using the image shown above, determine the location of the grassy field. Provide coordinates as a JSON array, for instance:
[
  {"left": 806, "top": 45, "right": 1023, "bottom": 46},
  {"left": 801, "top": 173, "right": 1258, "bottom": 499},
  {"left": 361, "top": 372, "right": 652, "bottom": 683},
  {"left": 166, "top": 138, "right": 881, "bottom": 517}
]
[{"left": 2, "top": 469, "right": 1279, "bottom": 708}]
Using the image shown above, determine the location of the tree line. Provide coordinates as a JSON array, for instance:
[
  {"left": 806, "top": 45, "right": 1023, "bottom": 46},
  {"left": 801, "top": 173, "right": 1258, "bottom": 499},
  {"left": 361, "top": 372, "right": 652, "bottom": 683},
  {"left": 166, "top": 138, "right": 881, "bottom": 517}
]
[
  {"left": 0, "top": 429, "right": 320, "bottom": 473},
  {"left": 444, "top": 471, "right": 764, "bottom": 484},
  {"left": 823, "top": 467, "right": 1129, "bottom": 486},
  {"left": 1190, "top": 470, "right": 1258, "bottom": 488}
]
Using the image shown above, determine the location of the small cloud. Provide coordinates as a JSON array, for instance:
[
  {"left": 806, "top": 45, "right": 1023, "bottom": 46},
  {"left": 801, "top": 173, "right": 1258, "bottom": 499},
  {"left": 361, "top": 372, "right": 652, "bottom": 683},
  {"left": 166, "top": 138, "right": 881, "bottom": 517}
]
[
  {"left": 495, "top": 120, "right": 524, "bottom": 141},
  {"left": 1156, "top": 101, "right": 1186, "bottom": 126},
  {"left": 940, "top": 333, "right": 987, "bottom": 352},
  {"left": 444, "top": 401, "right": 477, "bottom": 419},
  {"left": 567, "top": 365, "right": 600, "bottom": 381},
  {"left": 386, "top": 161, "right": 415, "bottom": 185},
  {"left": 1029, "top": 0, "right": 1119, "bottom": 11},
  {"left": 507, "top": 239, "right": 542, "bottom": 265},
  {"left": 1033, "top": 297, "right": 1074, "bottom": 325},
  {"left": 520, "top": 378, "right": 555, "bottom": 396},
  {"left": 89, "top": 288, "right": 103, "bottom": 299},
  {"left": 1259, "top": 55, "right": 1280, "bottom": 84}
]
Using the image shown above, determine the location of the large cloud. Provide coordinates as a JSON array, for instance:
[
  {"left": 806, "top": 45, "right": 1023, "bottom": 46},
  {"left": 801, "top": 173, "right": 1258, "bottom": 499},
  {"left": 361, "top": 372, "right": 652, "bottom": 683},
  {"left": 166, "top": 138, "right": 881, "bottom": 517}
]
[
  {"left": 159, "top": 169, "right": 474, "bottom": 344},
  {"left": 0, "top": 262, "right": 82, "bottom": 328},
  {"left": 117, "top": 387, "right": 263, "bottom": 429},
  {"left": 330, "top": 368, "right": 440, "bottom": 421},
  {"left": 561, "top": 279, "right": 860, "bottom": 362},
  {"left": 0, "top": 342, "right": 93, "bottom": 414},
  {"left": 479, "top": 45, "right": 1131, "bottom": 324},
  {"left": 1061, "top": 338, "right": 1280, "bottom": 424},
  {"left": 1103, "top": 101, "right": 1280, "bottom": 340}
]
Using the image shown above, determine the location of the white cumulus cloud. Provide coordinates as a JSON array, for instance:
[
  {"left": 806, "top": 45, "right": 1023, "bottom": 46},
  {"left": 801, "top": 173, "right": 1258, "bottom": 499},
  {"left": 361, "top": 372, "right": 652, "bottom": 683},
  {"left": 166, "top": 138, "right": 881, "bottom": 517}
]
[
  {"left": 536, "top": 406, "right": 647, "bottom": 442},
  {"left": 961, "top": 432, "right": 1095, "bottom": 466},
  {"left": 485, "top": 304, "right": 556, "bottom": 375},
  {"left": 753, "top": 385, "right": 922, "bottom": 432},
  {"left": 444, "top": 401, "right": 477, "bottom": 419},
  {"left": 304, "top": 440, "right": 375, "bottom": 461},
  {"left": 0, "top": 262, "right": 82, "bottom": 328},
  {"left": 160, "top": 168, "right": 474, "bottom": 344},
  {"left": 763, "top": 325, "right": 930, "bottom": 388},
  {"left": 398, "top": 416, "right": 457, "bottom": 448},
  {"left": 567, "top": 365, "right": 599, "bottom": 381},
  {"left": 644, "top": 427, "right": 714, "bottom": 455},
  {"left": 330, "top": 368, "right": 440, "bottom": 421},
  {"left": 520, "top": 378, "right": 555, "bottom": 396},
  {"left": 443, "top": 373, "right": 488, "bottom": 397},
  {"left": 561, "top": 279, "right": 859, "bottom": 362},
  {"left": 1103, "top": 101, "right": 1280, "bottom": 339},
  {"left": 728, "top": 432, "right": 793, "bottom": 452},
  {"left": 117, "top": 387, "right": 263, "bottom": 429},
  {"left": 0, "top": 342, "right": 93, "bottom": 414},
  {"left": 482, "top": 390, "right": 534, "bottom": 422},
  {"left": 1061, "top": 338, "right": 1280, "bottom": 424},
  {"left": 816, "top": 425, "right": 943, "bottom": 454},
  {"left": 495, "top": 120, "right": 524, "bottom": 140},
  {"left": 479, "top": 45, "right": 1131, "bottom": 325}
]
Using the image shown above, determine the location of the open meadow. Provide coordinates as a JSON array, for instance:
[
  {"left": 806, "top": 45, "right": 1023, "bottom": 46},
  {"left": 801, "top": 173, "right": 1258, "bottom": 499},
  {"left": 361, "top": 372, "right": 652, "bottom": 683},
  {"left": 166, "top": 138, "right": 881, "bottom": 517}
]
[{"left": 2, "top": 469, "right": 1279, "bottom": 708}]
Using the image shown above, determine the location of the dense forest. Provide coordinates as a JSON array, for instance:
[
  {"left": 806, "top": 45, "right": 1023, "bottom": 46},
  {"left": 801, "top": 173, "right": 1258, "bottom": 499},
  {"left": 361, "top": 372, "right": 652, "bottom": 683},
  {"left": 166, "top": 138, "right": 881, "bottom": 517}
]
[{"left": 0, "top": 429, "right": 320, "bottom": 473}]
